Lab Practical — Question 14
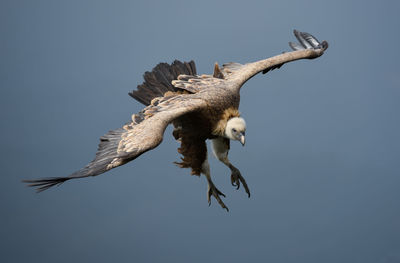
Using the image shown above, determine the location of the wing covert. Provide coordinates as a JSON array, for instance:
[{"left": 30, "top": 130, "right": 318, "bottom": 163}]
[
  {"left": 220, "top": 30, "right": 328, "bottom": 89},
  {"left": 23, "top": 94, "right": 207, "bottom": 192}
]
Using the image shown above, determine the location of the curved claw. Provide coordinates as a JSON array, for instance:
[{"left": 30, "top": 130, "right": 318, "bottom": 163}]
[
  {"left": 231, "top": 169, "right": 251, "bottom": 198},
  {"left": 231, "top": 175, "right": 240, "bottom": 189},
  {"left": 207, "top": 184, "right": 229, "bottom": 211}
]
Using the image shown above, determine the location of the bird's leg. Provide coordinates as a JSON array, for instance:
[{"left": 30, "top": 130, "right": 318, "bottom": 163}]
[
  {"left": 212, "top": 138, "right": 251, "bottom": 197},
  {"left": 201, "top": 157, "right": 229, "bottom": 211}
]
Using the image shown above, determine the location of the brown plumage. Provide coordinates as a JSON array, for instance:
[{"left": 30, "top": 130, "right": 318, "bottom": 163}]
[{"left": 23, "top": 30, "right": 328, "bottom": 210}]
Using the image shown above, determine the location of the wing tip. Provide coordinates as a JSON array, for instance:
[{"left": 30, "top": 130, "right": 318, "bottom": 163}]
[
  {"left": 320, "top": 40, "right": 329, "bottom": 51},
  {"left": 291, "top": 29, "right": 329, "bottom": 51},
  {"left": 22, "top": 177, "right": 70, "bottom": 193},
  {"left": 288, "top": 41, "right": 304, "bottom": 51}
]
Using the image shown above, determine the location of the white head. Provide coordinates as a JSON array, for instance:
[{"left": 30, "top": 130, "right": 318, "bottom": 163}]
[{"left": 225, "top": 117, "right": 246, "bottom": 146}]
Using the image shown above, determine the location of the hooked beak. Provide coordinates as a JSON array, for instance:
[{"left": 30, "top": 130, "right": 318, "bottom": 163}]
[{"left": 239, "top": 133, "right": 245, "bottom": 146}]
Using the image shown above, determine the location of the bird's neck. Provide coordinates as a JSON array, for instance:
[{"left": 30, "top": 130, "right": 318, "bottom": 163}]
[{"left": 212, "top": 107, "right": 240, "bottom": 136}]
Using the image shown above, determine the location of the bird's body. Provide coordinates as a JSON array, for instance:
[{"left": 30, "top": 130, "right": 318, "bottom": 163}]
[
  {"left": 130, "top": 60, "right": 243, "bottom": 179},
  {"left": 24, "top": 30, "right": 328, "bottom": 210}
]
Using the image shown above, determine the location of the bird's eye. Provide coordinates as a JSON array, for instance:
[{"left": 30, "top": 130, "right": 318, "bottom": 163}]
[{"left": 232, "top": 128, "right": 237, "bottom": 133}]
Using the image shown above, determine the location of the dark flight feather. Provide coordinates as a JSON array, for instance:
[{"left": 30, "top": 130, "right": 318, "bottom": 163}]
[
  {"left": 129, "top": 60, "right": 196, "bottom": 106},
  {"left": 23, "top": 128, "right": 127, "bottom": 192}
]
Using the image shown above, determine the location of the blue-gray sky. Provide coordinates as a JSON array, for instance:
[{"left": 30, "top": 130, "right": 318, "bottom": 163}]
[{"left": 1, "top": 0, "right": 400, "bottom": 262}]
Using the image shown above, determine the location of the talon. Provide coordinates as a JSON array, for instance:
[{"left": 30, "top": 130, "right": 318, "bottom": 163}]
[
  {"left": 207, "top": 183, "right": 228, "bottom": 211},
  {"left": 231, "top": 169, "right": 251, "bottom": 197},
  {"left": 207, "top": 185, "right": 212, "bottom": 204},
  {"left": 231, "top": 174, "right": 240, "bottom": 189}
]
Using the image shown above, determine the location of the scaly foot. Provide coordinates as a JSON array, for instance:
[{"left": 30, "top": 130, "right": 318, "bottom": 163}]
[
  {"left": 231, "top": 168, "right": 251, "bottom": 197},
  {"left": 207, "top": 183, "right": 229, "bottom": 211}
]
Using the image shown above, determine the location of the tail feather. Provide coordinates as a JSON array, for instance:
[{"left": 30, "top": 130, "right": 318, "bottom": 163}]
[{"left": 129, "top": 60, "right": 197, "bottom": 106}]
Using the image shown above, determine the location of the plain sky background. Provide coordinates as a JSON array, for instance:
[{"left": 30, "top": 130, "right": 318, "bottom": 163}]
[{"left": 1, "top": 0, "right": 400, "bottom": 262}]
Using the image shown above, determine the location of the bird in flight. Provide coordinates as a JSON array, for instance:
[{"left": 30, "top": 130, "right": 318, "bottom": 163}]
[{"left": 24, "top": 30, "right": 328, "bottom": 211}]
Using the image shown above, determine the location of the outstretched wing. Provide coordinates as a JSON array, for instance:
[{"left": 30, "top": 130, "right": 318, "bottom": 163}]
[
  {"left": 136, "top": 31, "right": 328, "bottom": 96},
  {"left": 220, "top": 30, "right": 328, "bottom": 89},
  {"left": 23, "top": 94, "right": 207, "bottom": 192}
]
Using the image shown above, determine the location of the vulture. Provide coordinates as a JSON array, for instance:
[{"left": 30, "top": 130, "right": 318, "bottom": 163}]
[{"left": 24, "top": 30, "right": 328, "bottom": 211}]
